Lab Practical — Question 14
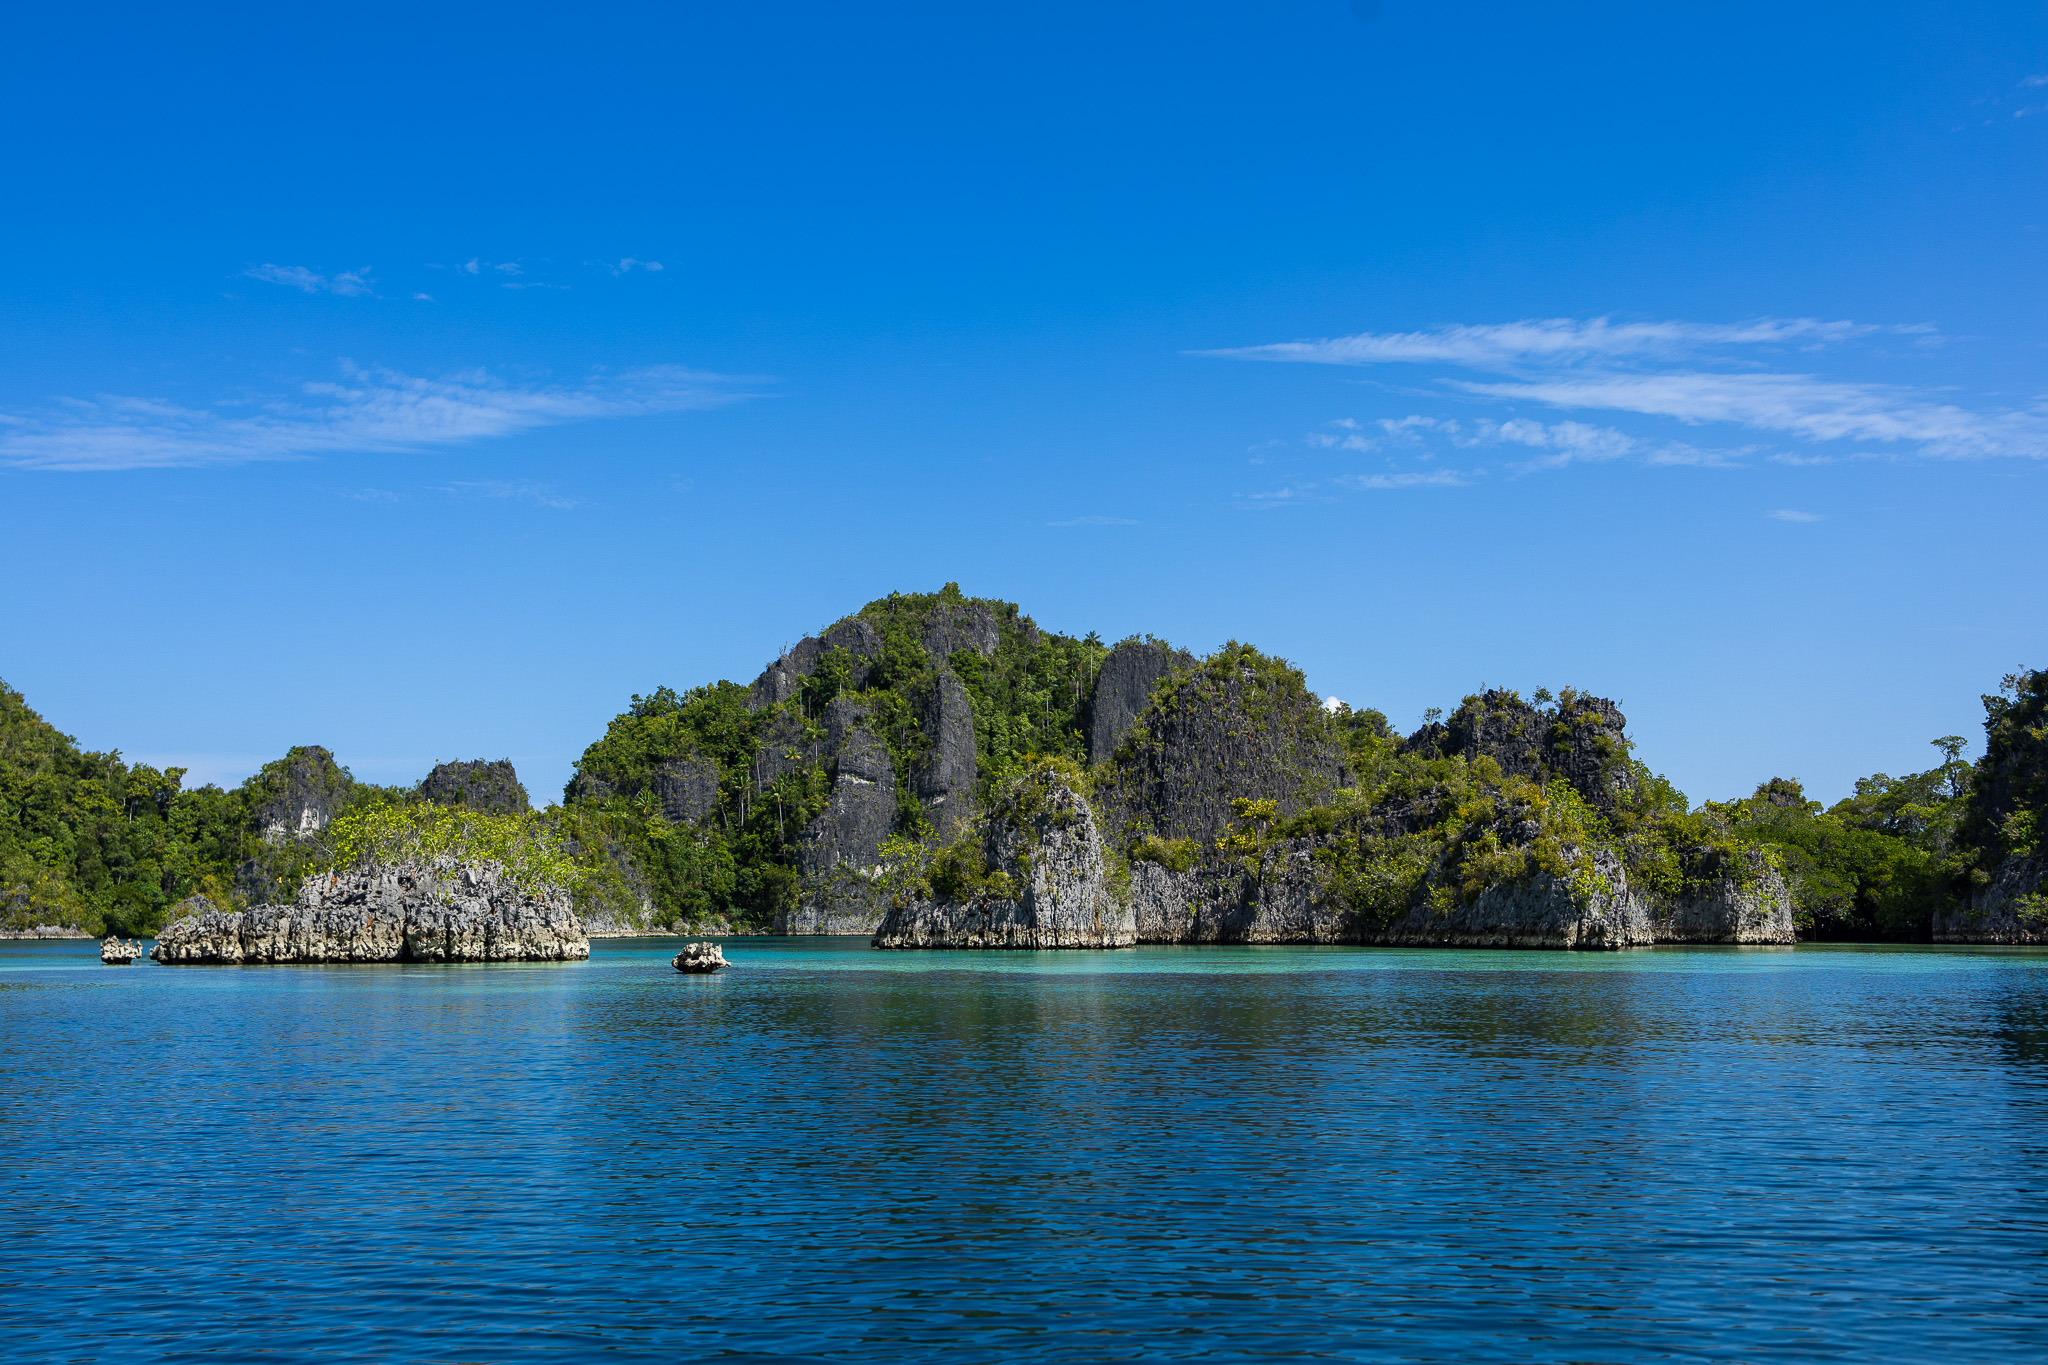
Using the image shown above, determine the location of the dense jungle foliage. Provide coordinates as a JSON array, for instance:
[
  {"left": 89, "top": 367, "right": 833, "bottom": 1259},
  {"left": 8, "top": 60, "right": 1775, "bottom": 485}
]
[
  {"left": 1266, "top": 692, "right": 1768, "bottom": 929},
  {"left": 560, "top": 585, "right": 1112, "bottom": 929},
  {"left": 1303, "top": 687, "right": 1990, "bottom": 939},
  {"left": 7, "top": 605, "right": 2042, "bottom": 940},
  {"left": 0, "top": 679, "right": 531, "bottom": 937}
]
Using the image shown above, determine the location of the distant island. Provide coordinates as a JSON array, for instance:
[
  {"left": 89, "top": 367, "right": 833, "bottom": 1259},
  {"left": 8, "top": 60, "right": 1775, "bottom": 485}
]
[{"left": 4, "top": 584, "right": 2043, "bottom": 948}]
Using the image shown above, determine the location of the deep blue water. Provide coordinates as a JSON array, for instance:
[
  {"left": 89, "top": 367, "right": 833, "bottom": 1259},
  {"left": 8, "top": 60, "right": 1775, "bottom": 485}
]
[{"left": 4, "top": 938, "right": 2047, "bottom": 1362}]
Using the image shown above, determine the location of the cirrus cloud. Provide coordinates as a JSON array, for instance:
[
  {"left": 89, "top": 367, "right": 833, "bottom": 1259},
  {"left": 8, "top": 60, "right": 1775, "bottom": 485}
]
[
  {"left": 1205, "top": 315, "right": 2047, "bottom": 465},
  {"left": 0, "top": 364, "right": 765, "bottom": 472}
]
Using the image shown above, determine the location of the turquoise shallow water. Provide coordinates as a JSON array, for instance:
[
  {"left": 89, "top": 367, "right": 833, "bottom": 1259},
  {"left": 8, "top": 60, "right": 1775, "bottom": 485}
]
[{"left": 4, "top": 938, "right": 2047, "bottom": 1362}]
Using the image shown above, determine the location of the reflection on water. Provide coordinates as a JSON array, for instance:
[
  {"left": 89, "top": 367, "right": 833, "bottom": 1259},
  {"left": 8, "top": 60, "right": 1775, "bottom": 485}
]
[{"left": 3, "top": 938, "right": 2046, "bottom": 1361}]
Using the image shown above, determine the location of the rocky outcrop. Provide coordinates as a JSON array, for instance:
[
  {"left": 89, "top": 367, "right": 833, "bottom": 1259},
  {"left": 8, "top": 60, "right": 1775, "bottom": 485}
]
[
  {"left": 912, "top": 667, "right": 977, "bottom": 839},
  {"left": 782, "top": 699, "right": 898, "bottom": 935},
  {"left": 1086, "top": 639, "right": 1193, "bottom": 764},
  {"left": 150, "top": 859, "right": 587, "bottom": 964},
  {"left": 751, "top": 709, "right": 819, "bottom": 793},
  {"left": 251, "top": 746, "right": 353, "bottom": 844},
  {"left": 1403, "top": 690, "right": 1635, "bottom": 814},
  {"left": 100, "top": 937, "right": 143, "bottom": 964},
  {"left": 874, "top": 766, "right": 1133, "bottom": 949},
  {"left": 919, "top": 603, "right": 1000, "bottom": 662},
  {"left": 564, "top": 772, "right": 614, "bottom": 805},
  {"left": 672, "top": 941, "right": 727, "bottom": 973},
  {"left": 1648, "top": 849, "right": 1797, "bottom": 944},
  {"left": 1934, "top": 854, "right": 2048, "bottom": 944},
  {"left": 1130, "top": 834, "right": 1794, "bottom": 949},
  {"left": 1094, "top": 645, "right": 1350, "bottom": 848},
  {"left": 234, "top": 746, "right": 357, "bottom": 905},
  {"left": 747, "top": 617, "right": 885, "bottom": 710},
  {"left": 1945, "top": 670, "right": 2048, "bottom": 943},
  {"left": 653, "top": 755, "right": 721, "bottom": 825},
  {"left": 1127, "top": 843, "right": 1348, "bottom": 944},
  {"left": 419, "top": 759, "right": 531, "bottom": 814},
  {"left": 1129, "top": 839, "right": 1654, "bottom": 947},
  {"left": 1368, "top": 849, "right": 1654, "bottom": 948}
]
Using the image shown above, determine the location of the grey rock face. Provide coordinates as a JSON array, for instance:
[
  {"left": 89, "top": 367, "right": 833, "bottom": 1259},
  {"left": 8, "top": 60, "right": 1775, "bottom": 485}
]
[
  {"left": 565, "top": 772, "right": 614, "bottom": 806},
  {"left": 253, "top": 746, "right": 353, "bottom": 845},
  {"left": 420, "top": 759, "right": 531, "bottom": 814},
  {"left": 100, "top": 937, "right": 143, "bottom": 964},
  {"left": 233, "top": 857, "right": 280, "bottom": 907},
  {"left": 912, "top": 667, "right": 978, "bottom": 838},
  {"left": 1128, "top": 844, "right": 1347, "bottom": 944},
  {"left": 1130, "top": 835, "right": 1793, "bottom": 949},
  {"left": 1130, "top": 840, "right": 1653, "bottom": 947},
  {"left": 1086, "top": 639, "right": 1193, "bottom": 764},
  {"left": 1094, "top": 651, "right": 1350, "bottom": 848},
  {"left": 1368, "top": 848, "right": 1654, "bottom": 948},
  {"left": 747, "top": 617, "right": 885, "bottom": 710},
  {"left": 873, "top": 767, "right": 1133, "bottom": 949},
  {"left": 1546, "top": 695, "right": 1636, "bottom": 813},
  {"left": 784, "top": 707, "right": 898, "bottom": 936},
  {"left": 751, "top": 709, "right": 820, "bottom": 793},
  {"left": 1403, "top": 691, "right": 1635, "bottom": 814},
  {"left": 653, "top": 755, "right": 721, "bottom": 825},
  {"left": 1934, "top": 854, "right": 2048, "bottom": 943},
  {"left": 919, "top": 603, "right": 1000, "bottom": 662},
  {"left": 150, "top": 859, "right": 588, "bottom": 964},
  {"left": 1648, "top": 849, "right": 1796, "bottom": 944},
  {"left": 672, "top": 941, "right": 726, "bottom": 973}
]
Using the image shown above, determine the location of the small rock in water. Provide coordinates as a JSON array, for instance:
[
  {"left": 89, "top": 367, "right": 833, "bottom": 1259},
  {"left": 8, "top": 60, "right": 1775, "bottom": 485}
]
[
  {"left": 672, "top": 941, "right": 726, "bottom": 974},
  {"left": 100, "top": 938, "right": 142, "bottom": 965}
]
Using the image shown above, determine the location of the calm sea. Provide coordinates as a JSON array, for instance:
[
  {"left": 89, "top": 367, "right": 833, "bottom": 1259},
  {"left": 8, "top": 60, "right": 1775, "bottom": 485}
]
[{"left": 3, "top": 937, "right": 2046, "bottom": 1362}]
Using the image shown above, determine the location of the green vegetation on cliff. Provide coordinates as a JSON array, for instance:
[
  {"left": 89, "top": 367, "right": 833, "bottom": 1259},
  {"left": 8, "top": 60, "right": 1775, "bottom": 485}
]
[
  {"left": 8, "top": 601, "right": 2042, "bottom": 944},
  {"left": 1, "top": 679, "right": 251, "bottom": 936},
  {"left": 561, "top": 586, "right": 1110, "bottom": 930},
  {"left": 1710, "top": 751, "right": 1969, "bottom": 939},
  {"left": 1, "top": 680, "right": 528, "bottom": 937}
]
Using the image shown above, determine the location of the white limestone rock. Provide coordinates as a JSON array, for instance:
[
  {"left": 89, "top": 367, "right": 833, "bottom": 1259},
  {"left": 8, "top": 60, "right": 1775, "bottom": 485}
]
[
  {"left": 873, "top": 766, "right": 1135, "bottom": 950},
  {"left": 150, "top": 859, "right": 587, "bottom": 965}
]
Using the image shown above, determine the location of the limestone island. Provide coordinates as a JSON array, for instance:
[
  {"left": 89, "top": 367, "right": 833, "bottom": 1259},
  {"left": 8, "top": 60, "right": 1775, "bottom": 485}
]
[
  {"left": 5, "top": 587, "right": 2043, "bottom": 951},
  {"left": 152, "top": 857, "right": 587, "bottom": 966}
]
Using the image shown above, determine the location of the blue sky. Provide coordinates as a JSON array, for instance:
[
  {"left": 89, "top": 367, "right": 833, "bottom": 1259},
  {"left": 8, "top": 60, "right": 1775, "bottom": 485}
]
[{"left": 3, "top": 1, "right": 2045, "bottom": 805}]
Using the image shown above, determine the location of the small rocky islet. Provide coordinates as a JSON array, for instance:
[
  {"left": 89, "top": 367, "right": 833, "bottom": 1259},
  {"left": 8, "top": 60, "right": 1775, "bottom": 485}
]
[
  {"left": 7, "top": 586, "right": 2046, "bottom": 956},
  {"left": 149, "top": 859, "right": 587, "bottom": 964}
]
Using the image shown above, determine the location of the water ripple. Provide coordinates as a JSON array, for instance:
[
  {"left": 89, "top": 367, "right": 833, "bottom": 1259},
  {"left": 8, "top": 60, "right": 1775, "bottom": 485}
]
[{"left": 2, "top": 939, "right": 2045, "bottom": 1361}]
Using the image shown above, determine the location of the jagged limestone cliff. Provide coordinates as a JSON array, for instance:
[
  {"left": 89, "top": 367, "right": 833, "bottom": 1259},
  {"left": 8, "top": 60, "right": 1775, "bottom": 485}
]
[
  {"left": 1936, "top": 669, "right": 2048, "bottom": 943},
  {"left": 419, "top": 759, "right": 532, "bottom": 815},
  {"left": 559, "top": 592, "right": 1807, "bottom": 946},
  {"left": 872, "top": 764, "right": 1133, "bottom": 949},
  {"left": 152, "top": 858, "right": 588, "bottom": 964},
  {"left": 562, "top": 587, "right": 1112, "bottom": 935},
  {"left": 1093, "top": 643, "right": 1350, "bottom": 848}
]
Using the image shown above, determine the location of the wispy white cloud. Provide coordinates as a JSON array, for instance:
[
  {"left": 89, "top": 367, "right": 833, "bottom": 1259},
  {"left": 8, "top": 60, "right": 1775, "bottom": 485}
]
[
  {"left": 1046, "top": 514, "right": 1138, "bottom": 527},
  {"left": 0, "top": 364, "right": 762, "bottom": 472},
  {"left": 442, "top": 479, "right": 585, "bottom": 510},
  {"left": 1201, "top": 316, "right": 1886, "bottom": 369},
  {"left": 1240, "top": 484, "right": 1325, "bottom": 510},
  {"left": 1319, "top": 413, "right": 1741, "bottom": 472},
  {"left": 1210, "top": 315, "right": 2046, "bottom": 466},
  {"left": 611, "top": 258, "right": 664, "bottom": 275},
  {"left": 1768, "top": 509, "right": 1826, "bottom": 522},
  {"left": 1462, "top": 372, "right": 2048, "bottom": 458},
  {"left": 1336, "top": 469, "right": 1475, "bottom": 490},
  {"left": 245, "top": 264, "right": 376, "bottom": 297}
]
